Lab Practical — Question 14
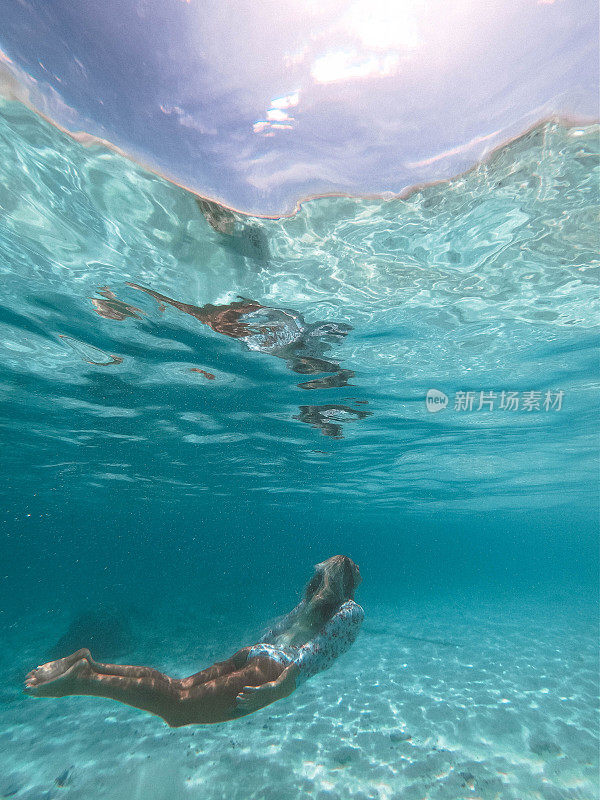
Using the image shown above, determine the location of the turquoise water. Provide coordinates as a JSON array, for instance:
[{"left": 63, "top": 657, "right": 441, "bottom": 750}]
[{"left": 0, "top": 98, "right": 598, "bottom": 799}]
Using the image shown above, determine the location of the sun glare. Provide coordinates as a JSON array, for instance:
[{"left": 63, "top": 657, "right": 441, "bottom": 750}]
[
  {"left": 344, "top": 0, "right": 423, "bottom": 51},
  {"left": 310, "top": 0, "right": 423, "bottom": 84}
]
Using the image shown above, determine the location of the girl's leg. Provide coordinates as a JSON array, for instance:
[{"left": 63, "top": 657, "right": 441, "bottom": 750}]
[
  {"left": 126, "top": 283, "right": 198, "bottom": 317},
  {"left": 25, "top": 650, "right": 183, "bottom": 724},
  {"left": 25, "top": 647, "right": 250, "bottom": 693},
  {"left": 175, "top": 656, "right": 285, "bottom": 725},
  {"left": 24, "top": 650, "right": 284, "bottom": 726},
  {"left": 180, "top": 647, "right": 252, "bottom": 688}
]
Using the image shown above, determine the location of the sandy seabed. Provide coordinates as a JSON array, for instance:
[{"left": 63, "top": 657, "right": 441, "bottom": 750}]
[{"left": 1, "top": 596, "right": 598, "bottom": 800}]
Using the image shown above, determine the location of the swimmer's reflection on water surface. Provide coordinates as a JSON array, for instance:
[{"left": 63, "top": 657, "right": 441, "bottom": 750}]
[
  {"left": 90, "top": 287, "right": 144, "bottom": 321},
  {"left": 296, "top": 404, "right": 372, "bottom": 440},
  {"left": 90, "top": 283, "right": 370, "bottom": 437},
  {"left": 124, "top": 283, "right": 355, "bottom": 390}
]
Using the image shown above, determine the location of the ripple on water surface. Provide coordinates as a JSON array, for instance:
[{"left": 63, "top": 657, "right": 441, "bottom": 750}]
[{"left": 0, "top": 97, "right": 598, "bottom": 511}]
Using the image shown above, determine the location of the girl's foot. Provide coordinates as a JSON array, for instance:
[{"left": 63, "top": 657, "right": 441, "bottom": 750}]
[{"left": 24, "top": 648, "right": 92, "bottom": 697}]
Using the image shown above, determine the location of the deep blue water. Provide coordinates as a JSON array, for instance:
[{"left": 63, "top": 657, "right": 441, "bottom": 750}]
[{"left": 0, "top": 98, "right": 598, "bottom": 799}]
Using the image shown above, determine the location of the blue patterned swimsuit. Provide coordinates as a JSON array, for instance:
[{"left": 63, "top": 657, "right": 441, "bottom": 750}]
[{"left": 246, "top": 599, "right": 364, "bottom": 684}]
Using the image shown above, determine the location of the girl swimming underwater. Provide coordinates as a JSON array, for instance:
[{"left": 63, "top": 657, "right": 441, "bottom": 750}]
[{"left": 24, "top": 556, "right": 364, "bottom": 727}]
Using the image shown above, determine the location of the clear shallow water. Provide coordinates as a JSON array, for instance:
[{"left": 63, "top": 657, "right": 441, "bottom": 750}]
[{"left": 0, "top": 99, "right": 598, "bottom": 799}]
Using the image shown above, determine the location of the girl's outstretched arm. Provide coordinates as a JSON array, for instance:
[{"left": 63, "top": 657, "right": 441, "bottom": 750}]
[{"left": 292, "top": 600, "right": 364, "bottom": 684}]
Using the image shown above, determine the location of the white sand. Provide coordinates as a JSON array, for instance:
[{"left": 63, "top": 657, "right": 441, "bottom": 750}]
[{"left": 1, "top": 596, "right": 597, "bottom": 800}]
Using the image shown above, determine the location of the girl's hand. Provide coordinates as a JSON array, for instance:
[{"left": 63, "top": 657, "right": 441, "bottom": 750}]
[{"left": 235, "top": 681, "right": 279, "bottom": 712}]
